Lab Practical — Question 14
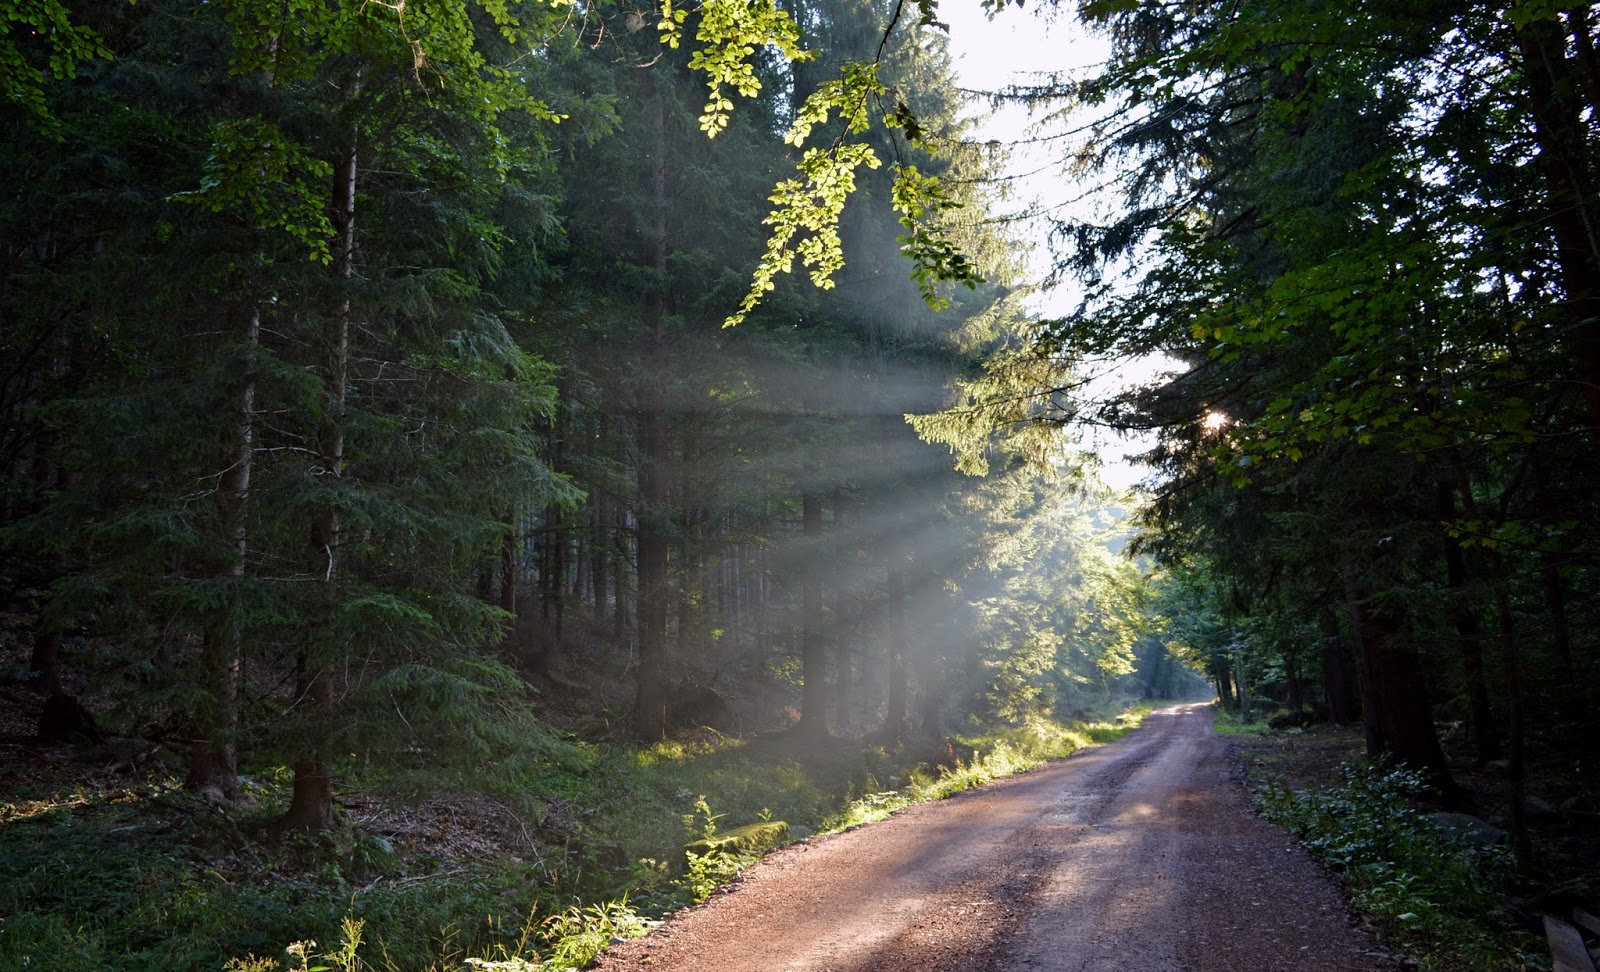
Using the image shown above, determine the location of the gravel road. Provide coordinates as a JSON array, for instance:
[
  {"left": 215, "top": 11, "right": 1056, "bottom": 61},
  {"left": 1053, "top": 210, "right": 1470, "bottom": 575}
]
[{"left": 591, "top": 703, "right": 1394, "bottom": 971}]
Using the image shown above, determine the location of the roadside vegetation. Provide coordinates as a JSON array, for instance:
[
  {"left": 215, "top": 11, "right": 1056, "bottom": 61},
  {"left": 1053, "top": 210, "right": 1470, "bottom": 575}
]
[
  {"left": 1, "top": 698, "right": 1150, "bottom": 971},
  {"left": 1223, "top": 708, "right": 1597, "bottom": 971}
]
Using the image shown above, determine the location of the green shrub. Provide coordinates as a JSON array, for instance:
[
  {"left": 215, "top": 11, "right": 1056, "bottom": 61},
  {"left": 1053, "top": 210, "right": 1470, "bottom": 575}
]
[
  {"left": 1257, "top": 762, "right": 1530, "bottom": 970},
  {"left": 539, "top": 899, "right": 654, "bottom": 970},
  {"left": 680, "top": 848, "right": 755, "bottom": 905}
]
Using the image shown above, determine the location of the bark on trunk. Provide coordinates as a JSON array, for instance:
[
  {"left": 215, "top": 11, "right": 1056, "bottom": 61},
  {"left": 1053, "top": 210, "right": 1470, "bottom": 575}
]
[
  {"left": 544, "top": 381, "right": 568, "bottom": 639},
  {"left": 501, "top": 507, "right": 519, "bottom": 619},
  {"left": 1233, "top": 644, "right": 1251, "bottom": 720},
  {"left": 916, "top": 596, "right": 943, "bottom": 735},
  {"left": 1542, "top": 555, "right": 1578, "bottom": 732},
  {"left": 1453, "top": 469, "right": 1531, "bottom": 864},
  {"left": 675, "top": 508, "right": 705, "bottom": 660},
  {"left": 1567, "top": 6, "right": 1600, "bottom": 114},
  {"left": 1532, "top": 454, "right": 1579, "bottom": 738},
  {"left": 613, "top": 505, "right": 629, "bottom": 640},
  {"left": 592, "top": 492, "right": 608, "bottom": 623},
  {"left": 282, "top": 751, "right": 335, "bottom": 833},
  {"left": 1284, "top": 649, "right": 1303, "bottom": 715},
  {"left": 1342, "top": 581, "right": 1383, "bottom": 757},
  {"left": 1490, "top": 559, "right": 1532, "bottom": 868},
  {"left": 188, "top": 303, "right": 259, "bottom": 801}
]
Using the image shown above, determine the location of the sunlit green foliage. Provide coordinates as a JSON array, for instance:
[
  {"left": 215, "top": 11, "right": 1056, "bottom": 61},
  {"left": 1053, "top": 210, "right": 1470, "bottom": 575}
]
[
  {"left": 729, "top": 141, "right": 883, "bottom": 326},
  {"left": 669, "top": 0, "right": 809, "bottom": 136},
  {"left": 0, "top": 0, "right": 109, "bottom": 133},
  {"left": 718, "top": 4, "right": 983, "bottom": 325}
]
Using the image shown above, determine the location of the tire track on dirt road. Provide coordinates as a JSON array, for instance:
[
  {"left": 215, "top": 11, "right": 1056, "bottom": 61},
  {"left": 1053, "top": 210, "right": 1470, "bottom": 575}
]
[{"left": 591, "top": 704, "right": 1394, "bottom": 972}]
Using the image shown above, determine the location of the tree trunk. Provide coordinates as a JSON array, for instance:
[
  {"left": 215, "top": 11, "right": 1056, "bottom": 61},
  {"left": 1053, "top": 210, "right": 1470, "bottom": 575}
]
[
  {"left": 1531, "top": 454, "right": 1580, "bottom": 739},
  {"left": 541, "top": 505, "right": 561, "bottom": 629},
  {"left": 613, "top": 505, "right": 628, "bottom": 640},
  {"left": 1284, "top": 647, "right": 1303, "bottom": 715},
  {"left": 831, "top": 486, "right": 851, "bottom": 729},
  {"left": 1319, "top": 610, "right": 1357, "bottom": 725},
  {"left": 1233, "top": 643, "right": 1251, "bottom": 720},
  {"left": 279, "top": 129, "right": 355, "bottom": 834},
  {"left": 501, "top": 507, "right": 519, "bottom": 619},
  {"left": 282, "top": 752, "right": 335, "bottom": 833},
  {"left": 798, "top": 469, "right": 826, "bottom": 733},
  {"left": 1566, "top": 6, "right": 1600, "bottom": 113},
  {"left": 732, "top": 543, "right": 744, "bottom": 654},
  {"left": 633, "top": 71, "right": 670, "bottom": 740},
  {"left": 1439, "top": 479, "right": 1501, "bottom": 763},
  {"left": 1490, "top": 557, "right": 1532, "bottom": 868},
  {"left": 634, "top": 400, "right": 669, "bottom": 739},
  {"left": 592, "top": 493, "right": 608, "bottom": 623},
  {"left": 188, "top": 303, "right": 259, "bottom": 802},
  {"left": 547, "top": 381, "right": 569, "bottom": 639},
  {"left": 916, "top": 595, "right": 944, "bottom": 735},
  {"left": 884, "top": 549, "right": 908, "bottom": 738},
  {"left": 28, "top": 632, "right": 61, "bottom": 697},
  {"left": 1542, "top": 555, "right": 1578, "bottom": 732},
  {"left": 1343, "top": 571, "right": 1453, "bottom": 789},
  {"left": 675, "top": 508, "right": 705, "bottom": 661},
  {"left": 1453, "top": 468, "right": 1531, "bottom": 864}
]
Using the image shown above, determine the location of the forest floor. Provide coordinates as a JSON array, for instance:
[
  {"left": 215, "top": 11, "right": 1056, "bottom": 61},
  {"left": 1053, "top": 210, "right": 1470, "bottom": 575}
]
[{"left": 589, "top": 702, "right": 1399, "bottom": 972}]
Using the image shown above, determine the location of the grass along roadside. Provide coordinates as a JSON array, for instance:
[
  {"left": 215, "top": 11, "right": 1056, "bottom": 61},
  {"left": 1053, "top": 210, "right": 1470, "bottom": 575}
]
[
  {"left": 822, "top": 707, "right": 1150, "bottom": 831},
  {"left": 1, "top": 701, "right": 1152, "bottom": 972}
]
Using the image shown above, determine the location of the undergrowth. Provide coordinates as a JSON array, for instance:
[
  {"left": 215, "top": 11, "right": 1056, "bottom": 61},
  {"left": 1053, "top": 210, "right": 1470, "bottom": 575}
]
[
  {"left": 1210, "top": 705, "right": 1272, "bottom": 736},
  {"left": 1, "top": 701, "right": 1151, "bottom": 971},
  {"left": 1256, "top": 761, "right": 1535, "bottom": 971}
]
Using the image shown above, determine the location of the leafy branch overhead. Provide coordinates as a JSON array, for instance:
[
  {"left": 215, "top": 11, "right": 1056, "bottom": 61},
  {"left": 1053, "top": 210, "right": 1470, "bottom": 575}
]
[
  {"left": 892, "top": 164, "right": 981, "bottom": 311},
  {"left": 662, "top": 0, "right": 812, "bottom": 134},
  {"left": 0, "top": 0, "right": 111, "bottom": 135},
  {"left": 169, "top": 119, "right": 337, "bottom": 263},
  {"left": 667, "top": 0, "right": 981, "bottom": 325},
  {"left": 727, "top": 142, "right": 883, "bottom": 329}
]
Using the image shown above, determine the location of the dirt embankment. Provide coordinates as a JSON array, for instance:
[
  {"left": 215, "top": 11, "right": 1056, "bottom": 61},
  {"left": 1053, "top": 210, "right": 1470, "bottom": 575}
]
[{"left": 592, "top": 704, "right": 1395, "bottom": 972}]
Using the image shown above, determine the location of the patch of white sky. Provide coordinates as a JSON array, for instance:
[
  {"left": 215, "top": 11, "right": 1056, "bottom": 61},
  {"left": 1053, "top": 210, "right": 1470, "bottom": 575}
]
[{"left": 934, "top": 1, "right": 1179, "bottom": 492}]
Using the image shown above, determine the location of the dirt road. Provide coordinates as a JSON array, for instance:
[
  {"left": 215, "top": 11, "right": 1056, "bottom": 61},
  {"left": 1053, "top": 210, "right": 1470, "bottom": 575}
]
[{"left": 592, "top": 704, "right": 1394, "bottom": 972}]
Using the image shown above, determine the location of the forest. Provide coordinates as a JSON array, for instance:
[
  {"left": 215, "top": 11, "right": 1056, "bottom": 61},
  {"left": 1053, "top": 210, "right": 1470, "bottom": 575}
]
[{"left": 1, "top": 0, "right": 1597, "bottom": 968}]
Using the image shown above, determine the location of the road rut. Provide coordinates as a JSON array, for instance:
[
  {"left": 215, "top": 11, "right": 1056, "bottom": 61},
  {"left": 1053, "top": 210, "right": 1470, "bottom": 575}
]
[{"left": 592, "top": 703, "right": 1392, "bottom": 971}]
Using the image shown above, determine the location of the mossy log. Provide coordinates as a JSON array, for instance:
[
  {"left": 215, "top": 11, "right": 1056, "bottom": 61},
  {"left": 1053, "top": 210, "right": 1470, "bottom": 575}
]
[{"left": 685, "top": 821, "right": 789, "bottom": 860}]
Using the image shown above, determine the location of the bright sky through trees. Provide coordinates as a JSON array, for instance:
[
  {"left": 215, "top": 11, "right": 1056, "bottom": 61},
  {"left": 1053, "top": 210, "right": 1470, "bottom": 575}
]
[{"left": 940, "top": 3, "right": 1168, "bottom": 491}]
